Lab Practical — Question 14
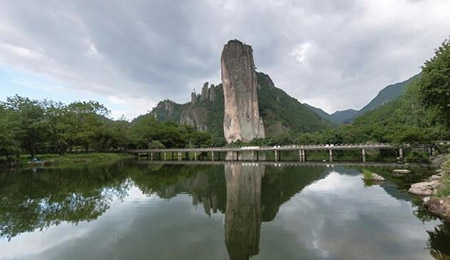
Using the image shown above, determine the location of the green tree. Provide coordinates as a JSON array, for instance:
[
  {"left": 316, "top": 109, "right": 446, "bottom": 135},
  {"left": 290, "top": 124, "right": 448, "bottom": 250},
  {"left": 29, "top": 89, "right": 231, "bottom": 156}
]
[
  {"left": 4, "top": 95, "right": 47, "bottom": 157},
  {"left": 66, "top": 101, "right": 109, "bottom": 152},
  {"left": 44, "top": 101, "right": 71, "bottom": 155},
  {"left": 0, "top": 105, "right": 21, "bottom": 162},
  {"left": 418, "top": 38, "right": 450, "bottom": 130}
]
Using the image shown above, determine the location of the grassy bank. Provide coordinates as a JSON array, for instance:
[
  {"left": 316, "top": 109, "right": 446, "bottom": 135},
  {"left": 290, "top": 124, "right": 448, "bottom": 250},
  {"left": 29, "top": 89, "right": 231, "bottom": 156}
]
[
  {"left": 437, "top": 155, "right": 450, "bottom": 197},
  {"left": 1, "top": 153, "right": 134, "bottom": 169}
]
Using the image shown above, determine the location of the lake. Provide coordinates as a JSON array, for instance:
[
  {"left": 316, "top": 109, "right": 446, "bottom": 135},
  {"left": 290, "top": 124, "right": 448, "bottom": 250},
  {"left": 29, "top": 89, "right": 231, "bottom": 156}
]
[{"left": 0, "top": 160, "right": 449, "bottom": 260}]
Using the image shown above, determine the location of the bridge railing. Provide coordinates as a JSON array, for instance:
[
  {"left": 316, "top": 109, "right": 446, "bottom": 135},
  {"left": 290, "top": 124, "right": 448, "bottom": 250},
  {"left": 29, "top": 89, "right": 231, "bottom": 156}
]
[{"left": 127, "top": 143, "right": 398, "bottom": 153}]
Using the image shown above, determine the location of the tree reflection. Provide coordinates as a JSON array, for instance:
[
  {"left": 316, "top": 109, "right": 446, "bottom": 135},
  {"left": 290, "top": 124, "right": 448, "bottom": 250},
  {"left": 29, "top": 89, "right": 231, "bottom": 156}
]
[
  {"left": 0, "top": 163, "right": 130, "bottom": 240},
  {"left": 428, "top": 223, "right": 450, "bottom": 259}
]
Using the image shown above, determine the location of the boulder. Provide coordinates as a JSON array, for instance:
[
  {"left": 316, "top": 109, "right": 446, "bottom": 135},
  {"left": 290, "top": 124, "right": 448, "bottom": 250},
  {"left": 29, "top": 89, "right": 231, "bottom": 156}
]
[
  {"left": 362, "top": 173, "right": 385, "bottom": 181},
  {"left": 424, "top": 196, "right": 450, "bottom": 221},
  {"left": 393, "top": 169, "right": 411, "bottom": 174},
  {"left": 408, "top": 180, "right": 441, "bottom": 196}
]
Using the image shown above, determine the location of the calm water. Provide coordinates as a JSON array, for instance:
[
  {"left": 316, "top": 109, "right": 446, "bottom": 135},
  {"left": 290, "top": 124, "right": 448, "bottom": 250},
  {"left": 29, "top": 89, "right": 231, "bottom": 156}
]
[{"left": 0, "top": 161, "right": 449, "bottom": 260}]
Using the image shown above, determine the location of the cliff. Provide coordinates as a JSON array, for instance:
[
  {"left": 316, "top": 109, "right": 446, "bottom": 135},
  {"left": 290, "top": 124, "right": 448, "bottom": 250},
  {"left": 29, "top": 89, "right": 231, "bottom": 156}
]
[
  {"left": 221, "top": 40, "right": 265, "bottom": 143},
  {"left": 146, "top": 40, "right": 331, "bottom": 139},
  {"left": 147, "top": 72, "right": 331, "bottom": 139}
]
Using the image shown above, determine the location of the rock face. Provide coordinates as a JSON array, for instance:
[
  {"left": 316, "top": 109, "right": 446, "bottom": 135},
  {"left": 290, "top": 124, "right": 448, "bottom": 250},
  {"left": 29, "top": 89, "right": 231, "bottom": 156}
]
[
  {"left": 209, "top": 84, "right": 216, "bottom": 102},
  {"left": 200, "top": 82, "right": 209, "bottom": 101},
  {"left": 180, "top": 106, "right": 208, "bottom": 131},
  {"left": 191, "top": 92, "right": 198, "bottom": 104},
  {"left": 221, "top": 40, "right": 265, "bottom": 143}
]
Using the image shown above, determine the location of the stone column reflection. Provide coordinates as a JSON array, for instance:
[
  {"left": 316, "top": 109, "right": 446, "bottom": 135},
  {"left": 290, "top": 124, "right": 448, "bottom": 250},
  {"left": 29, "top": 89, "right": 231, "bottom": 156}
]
[{"left": 225, "top": 163, "right": 264, "bottom": 260}]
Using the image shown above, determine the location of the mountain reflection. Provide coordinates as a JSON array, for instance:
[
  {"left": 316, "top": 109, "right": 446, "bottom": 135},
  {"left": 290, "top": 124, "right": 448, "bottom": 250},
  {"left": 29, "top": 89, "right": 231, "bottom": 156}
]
[
  {"left": 224, "top": 163, "right": 263, "bottom": 260},
  {"left": 1, "top": 161, "right": 449, "bottom": 260}
]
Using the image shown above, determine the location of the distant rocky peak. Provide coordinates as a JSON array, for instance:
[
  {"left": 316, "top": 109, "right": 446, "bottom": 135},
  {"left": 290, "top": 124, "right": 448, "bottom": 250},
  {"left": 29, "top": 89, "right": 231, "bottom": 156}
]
[{"left": 256, "top": 72, "right": 275, "bottom": 89}]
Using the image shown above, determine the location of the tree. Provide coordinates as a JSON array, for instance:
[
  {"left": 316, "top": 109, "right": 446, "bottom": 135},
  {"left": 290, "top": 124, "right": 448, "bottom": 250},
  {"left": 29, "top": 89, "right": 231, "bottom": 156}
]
[
  {"left": 66, "top": 101, "right": 109, "bottom": 152},
  {"left": 0, "top": 105, "right": 21, "bottom": 162},
  {"left": 44, "top": 101, "right": 71, "bottom": 155},
  {"left": 418, "top": 38, "right": 450, "bottom": 130},
  {"left": 4, "top": 95, "right": 47, "bottom": 157}
]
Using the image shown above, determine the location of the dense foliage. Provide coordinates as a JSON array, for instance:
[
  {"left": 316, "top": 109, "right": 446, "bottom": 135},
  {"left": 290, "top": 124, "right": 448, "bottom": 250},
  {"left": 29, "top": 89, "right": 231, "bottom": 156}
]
[
  {"left": 0, "top": 95, "right": 213, "bottom": 163},
  {"left": 418, "top": 38, "right": 450, "bottom": 130}
]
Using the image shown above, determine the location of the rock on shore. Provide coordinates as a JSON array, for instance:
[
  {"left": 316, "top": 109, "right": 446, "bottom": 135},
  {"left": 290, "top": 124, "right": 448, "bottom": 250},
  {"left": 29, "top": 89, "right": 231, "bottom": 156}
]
[
  {"left": 409, "top": 179, "right": 441, "bottom": 196},
  {"left": 362, "top": 172, "right": 385, "bottom": 181},
  {"left": 424, "top": 196, "right": 450, "bottom": 221}
]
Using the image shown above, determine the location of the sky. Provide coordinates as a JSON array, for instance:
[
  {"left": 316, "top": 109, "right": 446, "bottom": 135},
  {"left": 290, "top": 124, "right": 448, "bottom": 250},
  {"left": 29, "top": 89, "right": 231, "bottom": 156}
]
[{"left": 0, "top": 0, "right": 450, "bottom": 119}]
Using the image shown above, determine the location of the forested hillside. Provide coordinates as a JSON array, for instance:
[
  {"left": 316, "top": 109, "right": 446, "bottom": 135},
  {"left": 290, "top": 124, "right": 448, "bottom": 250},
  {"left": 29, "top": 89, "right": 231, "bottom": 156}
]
[
  {"left": 148, "top": 72, "right": 331, "bottom": 139},
  {"left": 307, "top": 74, "right": 421, "bottom": 124}
]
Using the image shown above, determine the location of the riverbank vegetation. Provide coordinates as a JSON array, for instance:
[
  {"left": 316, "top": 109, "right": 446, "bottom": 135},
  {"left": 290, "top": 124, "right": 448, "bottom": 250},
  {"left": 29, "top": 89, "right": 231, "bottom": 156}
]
[
  {"left": 437, "top": 156, "right": 450, "bottom": 197},
  {"left": 0, "top": 97, "right": 213, "bottom": 166}
]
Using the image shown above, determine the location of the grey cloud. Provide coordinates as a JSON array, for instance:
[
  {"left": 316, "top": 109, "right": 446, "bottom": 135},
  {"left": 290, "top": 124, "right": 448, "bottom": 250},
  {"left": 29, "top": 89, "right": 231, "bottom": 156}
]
[{"left": 0, "top": 0, "right": 449, "bottom": 115}]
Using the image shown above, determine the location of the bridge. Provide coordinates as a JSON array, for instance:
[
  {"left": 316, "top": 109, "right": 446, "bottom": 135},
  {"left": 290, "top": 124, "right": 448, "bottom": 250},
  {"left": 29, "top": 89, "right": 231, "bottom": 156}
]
[{"left": 128, "top": 143, "right": 413, "bottom": 163}]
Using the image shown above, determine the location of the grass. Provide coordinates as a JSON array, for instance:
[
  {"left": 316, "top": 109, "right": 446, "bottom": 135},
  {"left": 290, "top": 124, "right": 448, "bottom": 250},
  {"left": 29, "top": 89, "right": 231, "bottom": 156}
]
[
  {"left": 361, "top": 169, "right": 374, "bottom": 180},
  {"left": 436, "top": 155, "right": 450, "bottom": 197},
  {"left": 1, "top": 152, "right": 133, "bottom": 169}
]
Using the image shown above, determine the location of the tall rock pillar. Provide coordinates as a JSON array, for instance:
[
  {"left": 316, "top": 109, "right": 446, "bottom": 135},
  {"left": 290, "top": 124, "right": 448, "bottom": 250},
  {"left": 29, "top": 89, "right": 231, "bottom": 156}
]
[{"left": 221, "top": 40, "right": 265, "bottom": 143}]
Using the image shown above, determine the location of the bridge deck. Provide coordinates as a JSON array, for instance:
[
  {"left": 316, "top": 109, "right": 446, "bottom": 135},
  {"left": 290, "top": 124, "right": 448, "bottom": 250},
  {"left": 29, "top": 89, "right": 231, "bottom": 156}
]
[{"left": 128, "top": 144, "right": 399, "bottom": 154}]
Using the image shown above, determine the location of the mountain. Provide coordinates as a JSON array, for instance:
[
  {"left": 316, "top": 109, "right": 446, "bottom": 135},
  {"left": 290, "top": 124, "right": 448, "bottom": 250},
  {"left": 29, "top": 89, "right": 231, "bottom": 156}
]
[
  {"left": 146, "top": 72, "right": 331, "bottom": 139},
  {"left": 356, "top": 74, "right": 420, "bottom": 117},
  {"left": 330, "top": 109, "right": 358, "bottom": 124},
  {"left": 307, "top": 74, "right": 420, "bottom": 124},
  {"left": 304, "top": 104, "right": 331, "bottom": 122},
  {"left": 304, "top": 105, "right": 358, "bottom": 124}
]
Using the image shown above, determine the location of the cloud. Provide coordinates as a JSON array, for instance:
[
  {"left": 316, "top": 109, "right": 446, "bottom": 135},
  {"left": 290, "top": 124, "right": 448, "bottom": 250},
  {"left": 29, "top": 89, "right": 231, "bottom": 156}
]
[{"left": 0, "top": 0, "right": 449, "bottom": 116}]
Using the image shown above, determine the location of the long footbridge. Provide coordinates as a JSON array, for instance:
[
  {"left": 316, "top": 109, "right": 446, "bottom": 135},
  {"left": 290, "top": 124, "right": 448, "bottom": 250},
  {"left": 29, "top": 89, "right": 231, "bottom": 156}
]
[{"left": 128, "top": 143, "right": 413, "bottom": 162}]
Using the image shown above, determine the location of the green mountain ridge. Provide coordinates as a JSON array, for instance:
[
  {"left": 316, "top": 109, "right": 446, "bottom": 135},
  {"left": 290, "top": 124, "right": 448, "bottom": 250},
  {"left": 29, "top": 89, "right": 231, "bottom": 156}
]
[
  {"left": 307, "top": 73, "right": 421, "bottom": 124},
  {"left": 144, "top": 72, "right": 331, "bottom": 139}
]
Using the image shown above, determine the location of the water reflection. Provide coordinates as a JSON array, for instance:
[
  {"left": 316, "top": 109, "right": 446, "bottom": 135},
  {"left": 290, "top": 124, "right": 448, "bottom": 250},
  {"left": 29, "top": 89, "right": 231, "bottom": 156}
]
[
  {"left": 0, "top": 164, "right": 130, "bottom": 240},
  {"left": 225, "top": 163, "right": 263, "bottom": 260},
  {"left": 0, "top": 161, "right": 450, "bottom": 259}
]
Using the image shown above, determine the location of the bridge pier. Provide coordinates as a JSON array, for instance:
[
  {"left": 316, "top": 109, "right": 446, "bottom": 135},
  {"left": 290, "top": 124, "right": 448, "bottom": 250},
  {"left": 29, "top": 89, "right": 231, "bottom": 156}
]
[
  {"left": 329, "top": 149, "right": 333, "bottom": 162},
  {"left": 164, "top": 152, "right": 167, "bottom": 161},
  {"left": 362, "top": 149, "right": 366, "bottom": 163},
  {"left": 211, "top": 151, "right": 214, "bottom": 161},
  {"left": 150, "top": 153, "right": 153, "bottom": 161},
  {"left": 251, "top": 150, "right": 255, "bottom": 161},
  {"left": 178, "top": 152, "right": 182, "bottom": 161},
  {"left": 274, "top": 150, "right": 278, "bottom": 162},
  {"left": 194, "top": 152, "right": 197, "bottom": 161}
]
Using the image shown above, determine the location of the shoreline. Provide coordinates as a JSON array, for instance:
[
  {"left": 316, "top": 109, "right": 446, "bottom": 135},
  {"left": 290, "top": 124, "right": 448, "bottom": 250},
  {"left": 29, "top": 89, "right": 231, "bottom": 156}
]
[
  {"left": 409, "top": 154, "right": 450, "bottom": 221},
  {"left": 0, "top": 153, "right": 134, "bottom": 169}
]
